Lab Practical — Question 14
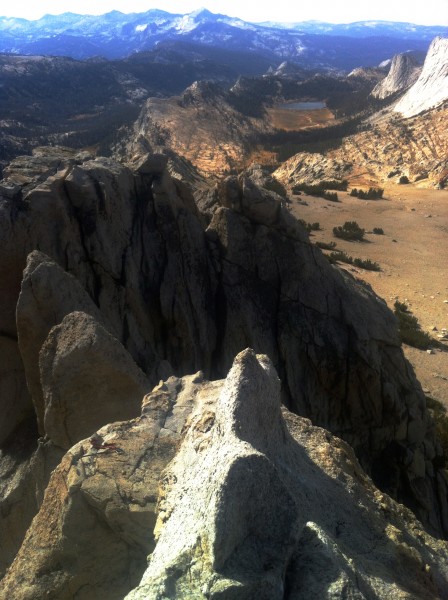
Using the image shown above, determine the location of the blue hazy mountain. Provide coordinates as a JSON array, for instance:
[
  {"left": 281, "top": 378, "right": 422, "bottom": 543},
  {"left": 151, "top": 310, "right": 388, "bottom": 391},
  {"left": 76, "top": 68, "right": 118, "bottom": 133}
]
[
  {"left": 260, "top": 19, "right": 448, "bottom": 40},
  {"left": 0, "top": 9, "right": 446, "bottom": 69}
]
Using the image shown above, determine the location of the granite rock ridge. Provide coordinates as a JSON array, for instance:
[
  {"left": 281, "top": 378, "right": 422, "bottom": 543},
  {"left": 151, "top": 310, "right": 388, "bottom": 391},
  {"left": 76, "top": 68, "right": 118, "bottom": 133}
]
[
  {"left": 2, "top": 351, "right": 447, "bottom": 599},
  {"left": 125, "top": 350, "right": 448, "bottom": 600},
  {"left": 0, "top": 147, "right": 447, "bottom": 584},
  {"left": 274, "top": 103, "right": 448, "bottom": 188}
]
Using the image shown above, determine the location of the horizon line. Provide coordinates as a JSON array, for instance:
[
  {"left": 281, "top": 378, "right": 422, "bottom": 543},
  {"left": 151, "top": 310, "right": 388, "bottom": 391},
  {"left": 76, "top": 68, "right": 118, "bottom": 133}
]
[{"left": 0, "top": 8, "right": 446, "bottom": 29}]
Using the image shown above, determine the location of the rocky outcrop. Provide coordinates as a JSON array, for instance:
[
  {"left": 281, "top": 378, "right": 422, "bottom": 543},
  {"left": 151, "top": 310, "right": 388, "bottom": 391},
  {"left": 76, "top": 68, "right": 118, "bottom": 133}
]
[
  {"left": 126, "top": 351, "right": 448, "bottom": 599},
  {"left": 16, "top": 251, "right": 112, "bottom": 435},
  {"left": 3, "top": 351, "right": 448, "bottom": 600},
  {"left": 1, "top": 146, "right": 448, "bottom": 584},
  {"left": 40, "top": 311, "right": 150, "bottom": 449},
  {"left": 395, "top": 37, "right": 448, "bottom": 117},
  {"left": 125, "top": 80, "right": 274, "bottom": 176},
  {"left": 267, "top": 61, "right": 307, "bottom": 79},
  {"left": 274, "top": 152, "right": 352, "bottom": 186},
  {"left": 124, "top": 74, "right": 367, "bottom": 181},
  {"left": 371, "top": 52, "right": 421, "bottom": 99},
  {"left": 0, "top": 372, "right": 210, "bottom": 599},
  {"left": 275, "top": 105, "right": 448, "bottom": 187},
  {"left": 349, "top": 65, "right": 387, "bottom": 83}
]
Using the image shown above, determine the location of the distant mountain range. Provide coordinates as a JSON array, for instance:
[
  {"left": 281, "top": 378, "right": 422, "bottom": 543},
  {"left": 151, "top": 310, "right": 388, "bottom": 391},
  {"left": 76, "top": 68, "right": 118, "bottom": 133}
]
[
  {"left": 260, "top": 19, "right": 448, "bottom": 40},
  {"left": 0, "top": 9, "right": 447, "bottom": 70}
]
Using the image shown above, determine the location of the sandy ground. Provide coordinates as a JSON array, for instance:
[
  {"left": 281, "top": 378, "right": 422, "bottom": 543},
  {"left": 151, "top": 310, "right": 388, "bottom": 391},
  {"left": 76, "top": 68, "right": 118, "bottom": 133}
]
[
  {"left": 290, "top": 183, "right": 448, "bottom": 407},
  {"left": 267, "top": 106, "right": 335, "bottom": 131}
]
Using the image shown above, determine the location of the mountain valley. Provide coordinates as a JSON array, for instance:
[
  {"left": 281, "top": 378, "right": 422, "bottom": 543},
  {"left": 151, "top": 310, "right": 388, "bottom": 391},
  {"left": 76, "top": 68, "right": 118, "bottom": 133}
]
[{"left": 0, "top": 44, "right": 275, "bottom": 173}]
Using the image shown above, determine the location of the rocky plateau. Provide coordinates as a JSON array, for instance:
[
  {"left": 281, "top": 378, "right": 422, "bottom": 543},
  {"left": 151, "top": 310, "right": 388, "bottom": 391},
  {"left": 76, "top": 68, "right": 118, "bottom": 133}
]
[{"left": 128, "top": 80, "right": 273, "bottom": 177}]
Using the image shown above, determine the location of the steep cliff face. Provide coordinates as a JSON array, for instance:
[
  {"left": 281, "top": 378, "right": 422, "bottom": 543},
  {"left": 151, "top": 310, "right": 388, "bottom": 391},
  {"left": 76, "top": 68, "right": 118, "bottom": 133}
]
[
  {"left": 0, "top": 147, "right": 447, "bottom": 585},
  {"left": 394, "top": 36, "right": 448, "bottom": 117},
  {"left": 371, "top": 52, "right": 421, "bottom": 99}
]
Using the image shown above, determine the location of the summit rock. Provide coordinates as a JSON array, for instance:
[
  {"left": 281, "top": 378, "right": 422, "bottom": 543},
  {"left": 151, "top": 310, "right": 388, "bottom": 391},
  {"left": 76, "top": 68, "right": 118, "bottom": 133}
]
[
  {"left": 371, "top": 51, "right": 421, "bottom": 99},
  {"left": 2, "top": 351, "right": 448, "bottom": 599}
]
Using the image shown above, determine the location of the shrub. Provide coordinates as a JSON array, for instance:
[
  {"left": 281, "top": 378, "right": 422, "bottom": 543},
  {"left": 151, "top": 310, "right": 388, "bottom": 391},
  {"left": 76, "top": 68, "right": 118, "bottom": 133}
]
[
  {"left": 315, "top": 241, "right": 337, "bottom": 250},
  {"left": 350, "top": 187, "right": 384, "bottom": 199},
  {"left": 353, "top": 257, "right": 380, "bottom": 271},
  {"left": 394, "top": 300, "right": 408, "bottom": 313},
  {"left": 324, "top": 191, "right": 339, "bottom": 202},
  {"left": 329, "top": 251, "right": 380, "bottom": 271},
  {"left": 320, "top": 179, "right": 348, "bottom": 191},
  {"left": 333, "top": 221, "right": 365, "bottom": 241},
  {"left": 372, "top": 227, "right": 384, "bottom": 235},
  {"left": 393, "top": 301, "right": 434, "bottom": 350},
  {"left": 329, "top": 250, "right": 352, "bottom": 265},
  {"left": 291, "top": 183, "right": 339, "bottom": 202},
  {"left": 298, "top": 219, "right": 320, "bottom": 232}
]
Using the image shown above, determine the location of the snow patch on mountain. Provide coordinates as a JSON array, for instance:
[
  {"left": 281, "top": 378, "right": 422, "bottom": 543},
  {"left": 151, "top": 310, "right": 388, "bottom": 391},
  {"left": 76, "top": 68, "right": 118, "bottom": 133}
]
[
  {"left": 394, "top": 37, "right": 448, "bottom": 117},
  {"left": 175, "top": 15, "right": 200, "bottom": 33},
  {"left": 226, "top": 19, "right": 256, "bottom": 30}
]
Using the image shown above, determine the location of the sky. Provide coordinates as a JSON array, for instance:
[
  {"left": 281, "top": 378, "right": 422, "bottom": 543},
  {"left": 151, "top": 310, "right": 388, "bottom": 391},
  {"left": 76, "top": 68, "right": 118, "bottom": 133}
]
[{"left": 1, "top": 0, "right": 447, "bottom": 26}]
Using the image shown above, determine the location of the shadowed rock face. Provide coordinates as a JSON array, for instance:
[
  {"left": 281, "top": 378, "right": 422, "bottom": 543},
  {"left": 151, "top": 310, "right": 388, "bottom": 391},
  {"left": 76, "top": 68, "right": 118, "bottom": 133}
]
[
  {"left": 40, "top": 310, "right": 150, "bottom": 449},
  {"left": 16, "top": 251, "right": 113, "bottom": 436},
  {"left": 0, "top": 147, "right": 447, "bottom": 583}
]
